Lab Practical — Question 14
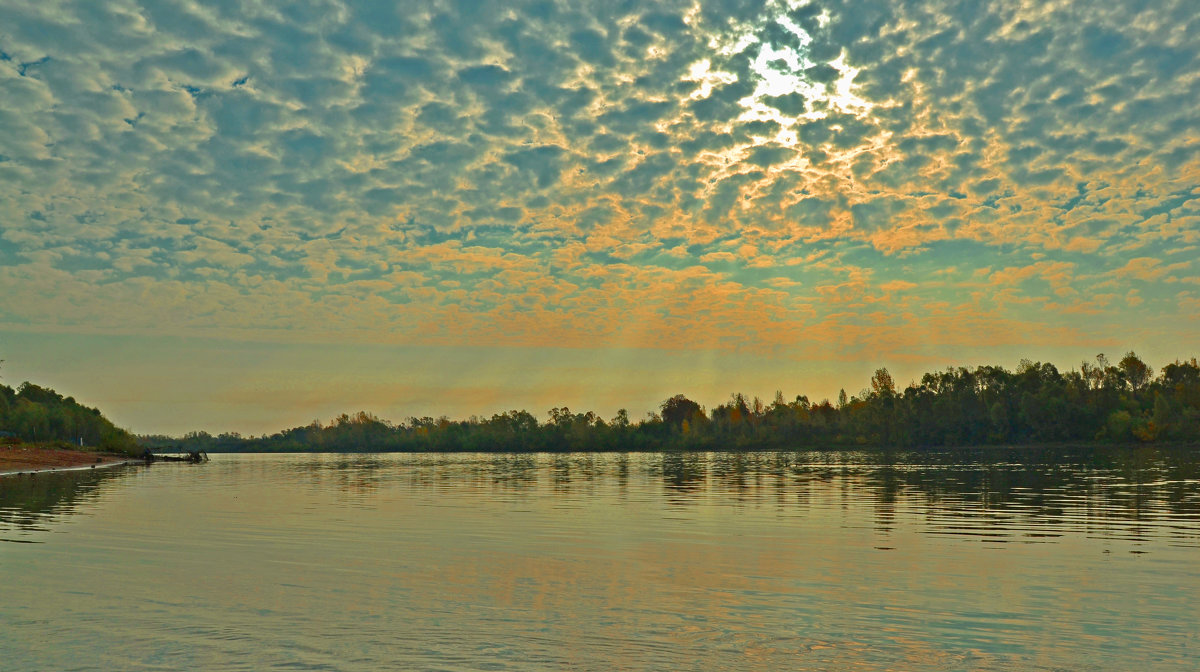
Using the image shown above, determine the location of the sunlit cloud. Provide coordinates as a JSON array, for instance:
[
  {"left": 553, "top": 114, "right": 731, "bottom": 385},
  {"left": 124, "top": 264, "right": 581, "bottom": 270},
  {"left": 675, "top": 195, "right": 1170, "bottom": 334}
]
[{"left": 0, "top": 0, "right": 1196, "bottom": 431}]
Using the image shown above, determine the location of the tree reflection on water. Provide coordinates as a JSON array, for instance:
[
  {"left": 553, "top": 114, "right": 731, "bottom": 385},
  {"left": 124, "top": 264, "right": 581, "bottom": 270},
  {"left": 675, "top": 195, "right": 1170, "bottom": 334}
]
[
  {"left": 5, "top": 446, "right": 1199, "bottom": 549},
  {"left": 0, "top": 466, "right": 131, "bottom": 539}
]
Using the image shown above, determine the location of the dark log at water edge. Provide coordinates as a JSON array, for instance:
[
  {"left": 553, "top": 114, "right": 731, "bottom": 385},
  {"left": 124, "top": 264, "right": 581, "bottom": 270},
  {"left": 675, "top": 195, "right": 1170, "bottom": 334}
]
[{"left": 141, "top": 449, "right": 209, "bottom": 464}]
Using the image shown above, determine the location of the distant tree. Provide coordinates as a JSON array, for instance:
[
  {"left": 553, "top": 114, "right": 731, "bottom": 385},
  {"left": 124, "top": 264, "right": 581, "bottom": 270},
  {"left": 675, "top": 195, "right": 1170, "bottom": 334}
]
[
  {"left": 870, "top": 368, "right": 896, "bottom": 397},
  {"left": 1162, "top": 359, "right": 1200, "bottom": 387},
  {"left": 711, "top": 393, "right": 751, "bottom": 431},
  {"left": 1153, "top": 393, "right": 1173, "bottom": 428},
  {"left": 1106, "top": 410, "right": 1133, "bottom": 441},
  {"left": 490, "top": 410, "right": 538, "bottom": 433},
  {"left": 660, "top": 394, "right": 704, "bottom": 429},
  {"left": 17, "top": 382, "right": 62, "bottom": 405},
  {"left": 1118, "top": 351, "right": 1151, "bottom": 390},
  {"left": 547, "top": 407, "right": 576, "bottom": 428}
]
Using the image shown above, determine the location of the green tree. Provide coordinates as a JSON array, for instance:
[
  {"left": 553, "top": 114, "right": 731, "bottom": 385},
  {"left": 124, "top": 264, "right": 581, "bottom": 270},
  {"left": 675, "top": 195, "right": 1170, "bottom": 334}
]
[
  {"left": 1153, "top": 393, "right": 1173, "bottom": 429},
  {"left": 660, "top": 395, "right": 705, "bottom": 430},
  {"left": 870, "top": 368, "right": 896, "bottom": 397},
  {"left": 1118, "top": 351, "right": 1151, "bottom": 390}
]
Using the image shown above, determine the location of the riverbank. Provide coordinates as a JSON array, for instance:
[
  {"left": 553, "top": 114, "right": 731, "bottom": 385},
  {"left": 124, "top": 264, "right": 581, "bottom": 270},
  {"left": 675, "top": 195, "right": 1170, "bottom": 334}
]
[{"left": 0, "top": 444, "right": 134, "bottom": 476}]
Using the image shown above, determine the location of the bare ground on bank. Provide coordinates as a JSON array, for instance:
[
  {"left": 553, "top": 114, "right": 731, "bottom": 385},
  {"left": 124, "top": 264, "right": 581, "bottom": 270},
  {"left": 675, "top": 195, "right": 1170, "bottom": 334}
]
[{"left": 0, "top": 445, "right": 133, "bottom": 475}]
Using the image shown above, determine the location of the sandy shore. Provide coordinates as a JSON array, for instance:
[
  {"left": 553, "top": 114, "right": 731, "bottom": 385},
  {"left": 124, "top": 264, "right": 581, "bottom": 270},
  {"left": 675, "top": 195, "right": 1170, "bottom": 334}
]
[{"left": 0, "top": 445, "right": 135, "bottom": 476}]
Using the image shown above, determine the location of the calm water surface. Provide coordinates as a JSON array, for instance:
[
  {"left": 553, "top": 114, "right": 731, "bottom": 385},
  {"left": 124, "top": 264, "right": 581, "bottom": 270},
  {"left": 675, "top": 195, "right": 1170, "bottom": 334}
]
[{"left": 2, "top": 449, "right": 1199, "bottom": 670}]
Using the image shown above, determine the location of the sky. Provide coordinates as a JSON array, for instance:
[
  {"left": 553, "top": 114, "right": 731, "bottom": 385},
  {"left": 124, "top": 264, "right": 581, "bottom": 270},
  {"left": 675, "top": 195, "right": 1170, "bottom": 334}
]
[{"left": 0, "top": 0, "right": 1197, "bottom": 436}]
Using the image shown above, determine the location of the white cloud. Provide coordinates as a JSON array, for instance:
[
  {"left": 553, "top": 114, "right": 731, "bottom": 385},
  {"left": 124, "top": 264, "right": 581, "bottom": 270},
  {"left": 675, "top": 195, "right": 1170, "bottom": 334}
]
[{"left": 0, "top": 0, "right": 1194, "bottom": 362}]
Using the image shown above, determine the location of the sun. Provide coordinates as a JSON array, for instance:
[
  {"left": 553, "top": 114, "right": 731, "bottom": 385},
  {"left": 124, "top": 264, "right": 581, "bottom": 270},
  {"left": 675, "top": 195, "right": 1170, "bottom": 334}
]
[{"left": 680, "top": 1, "right": 879, "bottom": 176}]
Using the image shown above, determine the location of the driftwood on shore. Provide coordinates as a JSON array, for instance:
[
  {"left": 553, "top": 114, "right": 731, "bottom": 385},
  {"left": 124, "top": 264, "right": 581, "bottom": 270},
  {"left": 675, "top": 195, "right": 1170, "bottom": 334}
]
[{"left": 142, "top": 449, "right": 208, "bottom": 464}]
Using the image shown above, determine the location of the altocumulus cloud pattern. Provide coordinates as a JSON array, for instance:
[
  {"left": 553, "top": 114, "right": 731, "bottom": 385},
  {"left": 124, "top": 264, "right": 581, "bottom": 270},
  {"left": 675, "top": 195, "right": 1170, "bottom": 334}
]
[{"left": 1, "top": 0, "right": 1197, "bottom": 375}]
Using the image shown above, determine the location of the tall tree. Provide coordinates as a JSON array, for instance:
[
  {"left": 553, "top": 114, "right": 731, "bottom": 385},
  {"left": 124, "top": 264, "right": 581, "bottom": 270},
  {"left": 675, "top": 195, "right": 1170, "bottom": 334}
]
[
  {"left": 1118, "top": 352, "right": 1151, "bottom": 390},
  {"left": 660, "top": 394, "right": 704, "bottom": 429}
]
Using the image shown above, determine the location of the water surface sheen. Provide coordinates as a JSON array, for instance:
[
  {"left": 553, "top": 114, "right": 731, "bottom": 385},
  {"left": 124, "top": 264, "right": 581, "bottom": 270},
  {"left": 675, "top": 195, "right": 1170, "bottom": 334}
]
[{"left": 2, "top": 448, "right": 1198, "bottom": 670}]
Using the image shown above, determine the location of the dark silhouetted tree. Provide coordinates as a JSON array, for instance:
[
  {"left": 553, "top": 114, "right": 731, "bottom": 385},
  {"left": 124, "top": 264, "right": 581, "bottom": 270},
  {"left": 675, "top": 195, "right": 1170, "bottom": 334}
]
[
  {"left": 1119, "top": 351, "right": 1151, "bottom": 390},
  {"left": 660, "top": 394, "right": 704, "bottom": 429}
]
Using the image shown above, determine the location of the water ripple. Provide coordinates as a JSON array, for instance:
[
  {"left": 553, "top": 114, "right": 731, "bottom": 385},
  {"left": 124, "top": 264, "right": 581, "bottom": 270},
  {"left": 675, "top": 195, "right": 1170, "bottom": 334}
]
[{"left": 2, "top": 448, "right": 1199, "bottom": 670}]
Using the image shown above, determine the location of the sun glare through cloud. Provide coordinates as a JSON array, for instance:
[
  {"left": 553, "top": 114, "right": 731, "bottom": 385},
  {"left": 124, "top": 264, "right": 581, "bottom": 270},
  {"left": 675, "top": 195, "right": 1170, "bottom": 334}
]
[{"left": 0, "top": 0, "right": 1196, "bottom": 433}]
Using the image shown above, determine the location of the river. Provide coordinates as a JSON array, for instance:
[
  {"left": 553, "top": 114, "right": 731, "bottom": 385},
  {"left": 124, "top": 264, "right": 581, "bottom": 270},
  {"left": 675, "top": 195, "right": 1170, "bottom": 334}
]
[{"left": 2, "top": 448, "right": 1198, "bottom": 670}]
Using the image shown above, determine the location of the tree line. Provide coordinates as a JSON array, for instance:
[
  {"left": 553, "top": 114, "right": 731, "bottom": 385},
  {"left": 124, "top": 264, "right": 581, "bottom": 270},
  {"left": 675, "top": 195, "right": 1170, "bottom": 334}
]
[
  {"left": 0, "top": 381, "right": 138, "bottom": 453},
  {"left": 140, "top": 352, "right": 1200, "bottom": 453}
]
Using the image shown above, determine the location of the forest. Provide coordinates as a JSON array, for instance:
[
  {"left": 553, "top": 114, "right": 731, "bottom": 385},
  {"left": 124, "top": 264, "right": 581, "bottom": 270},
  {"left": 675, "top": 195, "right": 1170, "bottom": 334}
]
[
  {"left": 137, "top": 352, "right": 1200, "bottom": 454},
  {"left": 0, "top": 380, "right": 138, "bottom": 453}
]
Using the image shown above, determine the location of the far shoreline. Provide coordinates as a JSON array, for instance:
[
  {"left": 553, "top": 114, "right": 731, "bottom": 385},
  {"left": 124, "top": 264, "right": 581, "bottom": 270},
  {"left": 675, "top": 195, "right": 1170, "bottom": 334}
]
[{"left": 191, "top": 441, "right": 1197, "bottom": 455}]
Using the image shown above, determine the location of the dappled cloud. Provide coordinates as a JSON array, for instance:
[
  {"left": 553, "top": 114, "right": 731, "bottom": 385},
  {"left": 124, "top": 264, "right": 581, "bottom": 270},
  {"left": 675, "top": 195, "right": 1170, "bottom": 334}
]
[{"left": 2, "top": 0, "right": 1197, "bottom": 369}]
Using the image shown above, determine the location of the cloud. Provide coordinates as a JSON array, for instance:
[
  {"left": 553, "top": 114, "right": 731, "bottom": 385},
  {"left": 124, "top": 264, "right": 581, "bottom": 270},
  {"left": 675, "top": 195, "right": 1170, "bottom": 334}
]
[
  {"left": 879, "top": 280, "right": 917, "bottom": 292},
  {"left": 0, "top": 0, "right": 1194, "bottom": 377},
  {"left": 989, "top": 261, "right": 1077, "bottom": 288},
  {"left": 1114, "top": 257, "right": 1167, "bottom": 281}
]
